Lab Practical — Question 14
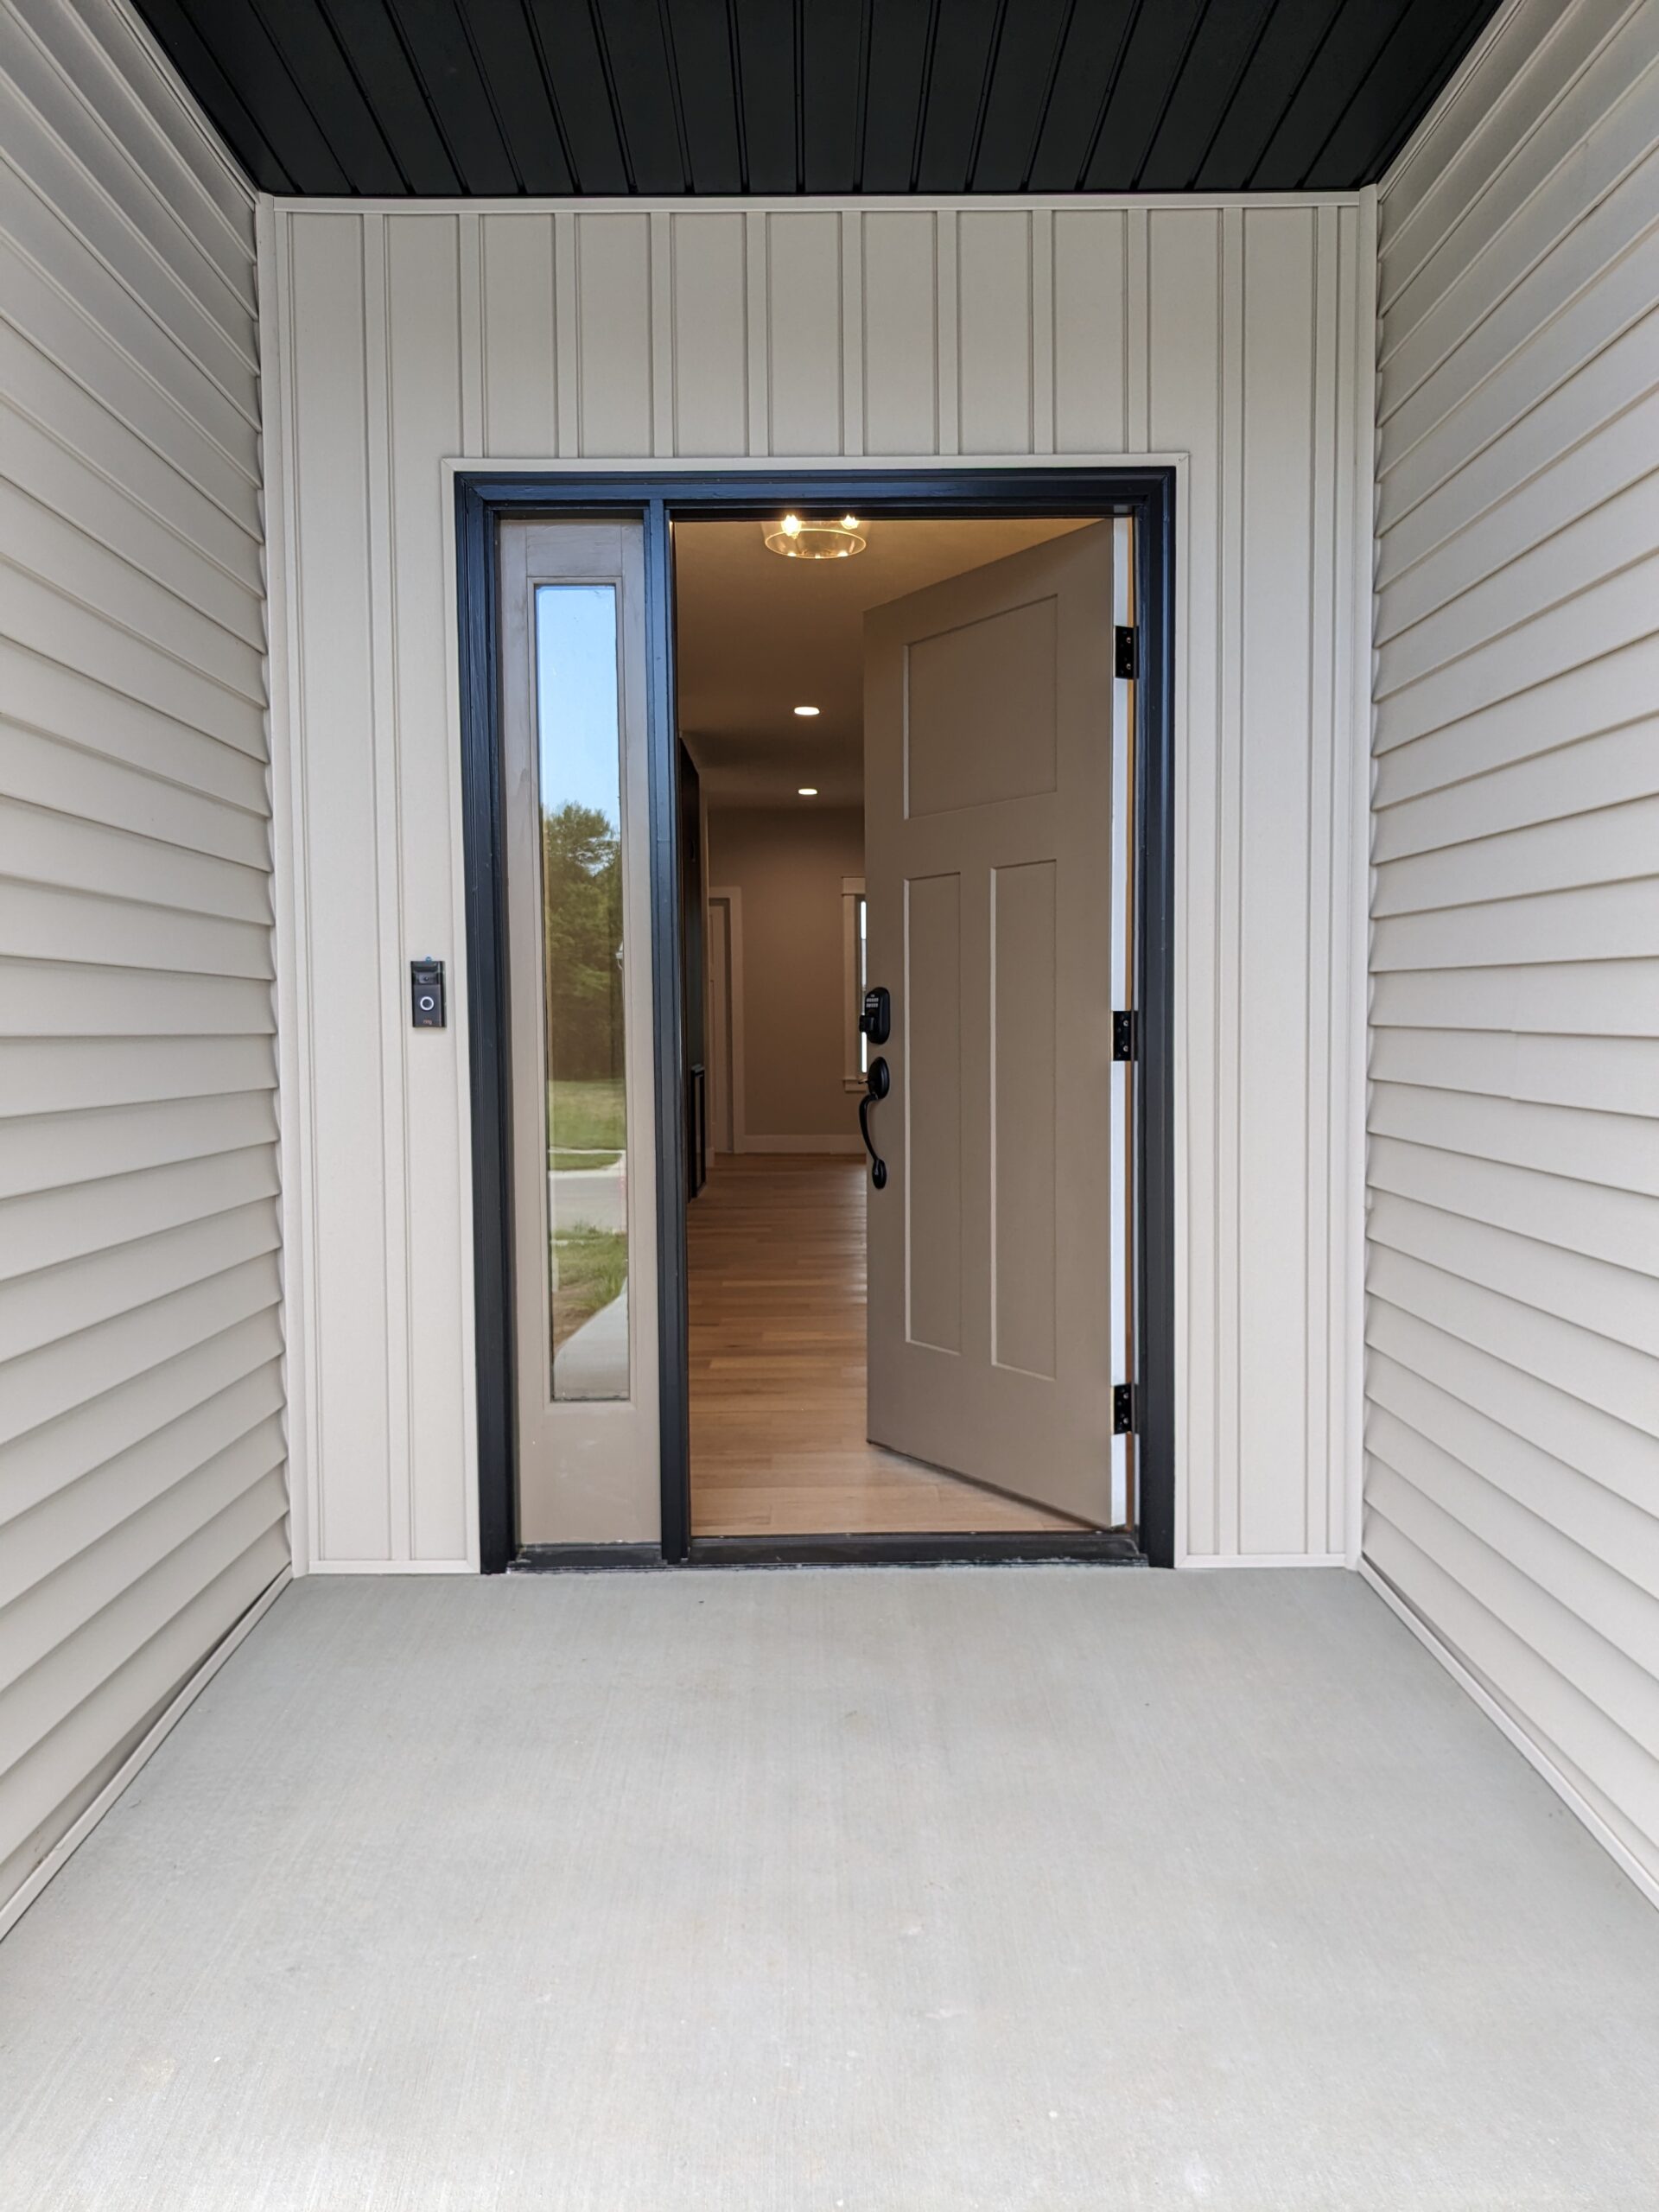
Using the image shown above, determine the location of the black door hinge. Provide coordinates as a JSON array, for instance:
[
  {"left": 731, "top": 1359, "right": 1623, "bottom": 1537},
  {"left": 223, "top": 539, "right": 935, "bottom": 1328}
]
[
  {"left": 1112, "top": 1009, "right": 1138, "bottom": 1062},
  {"left": 1113, "top": 1383, "right": 1135, "bottom": 1436},
  {"left": 1115, "top": 625, "right": 1137, "bottom": 680}
]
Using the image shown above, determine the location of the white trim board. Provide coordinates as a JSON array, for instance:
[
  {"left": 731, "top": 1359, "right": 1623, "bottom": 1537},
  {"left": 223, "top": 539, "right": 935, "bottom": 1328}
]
[
  {"left": 1179, "top": 1553, "right": 1349, "bottom": 1570},
  {"left": 0, "top": 1569, "right": 292, "bottom": 1945},
  {"left": 305, "top": 1558, "right": 476, "bottom": 1575},
  {"left": 278, "top": 191, "right": 1363, "bottom": 217},
  {"left": 1359, "top": 1560, "right": 1659, "bottom": 1916}
]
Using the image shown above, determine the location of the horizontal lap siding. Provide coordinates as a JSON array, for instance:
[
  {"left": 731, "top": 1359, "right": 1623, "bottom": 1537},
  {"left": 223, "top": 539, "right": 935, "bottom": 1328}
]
[
  {"left": 270, "top": 194, "right": 1372, "bottom": 1568},
  {"left": 0, "top": 0, "right": 284, "bottom": 1922},
  {"left": 1370, "top": 0, "right": 1659, "bottom": 1891}
]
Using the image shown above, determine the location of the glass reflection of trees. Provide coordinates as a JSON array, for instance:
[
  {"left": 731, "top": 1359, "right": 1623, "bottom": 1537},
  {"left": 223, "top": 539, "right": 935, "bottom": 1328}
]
[{"left": 542, "top": 800, "right": 623, "bottom": 1090}]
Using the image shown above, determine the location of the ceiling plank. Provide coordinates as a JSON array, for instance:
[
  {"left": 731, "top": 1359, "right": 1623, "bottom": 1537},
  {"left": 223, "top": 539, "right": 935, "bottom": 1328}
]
[
  {"left": 383, "top": 0, "right": 520, "bottom": 194},
  {"left": 592, "top": 0, "right": 690, "bottom": 194},
  {"left": 1023, "top": 0, "right": 1138, "bottom": 193},
  {"left": 660, "top": 0, "right": 744, "bottom": 193},
  {"left": 1135, "top": 0, "right": 1279, "bottom": 192},
  {"left": 248, "top": 1, "right": 406, "bottom": 194},
  {"left": 525, "top": 1, "right": 633, "bottom": 194},
  {"left": 963, "top": 0, "right": 1071, "bottom": 193},
  {"left": 175, "top": 0, "right": 346, "bottom": 192},
  {"left": 320, "top": 0, "right": 465, "bottom": 194},
  {"left": 464, "top": 3, "right": 577, "bottom": 195}
]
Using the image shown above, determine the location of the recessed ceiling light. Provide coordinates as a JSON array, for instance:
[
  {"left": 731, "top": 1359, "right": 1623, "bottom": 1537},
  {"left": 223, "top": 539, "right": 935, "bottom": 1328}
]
[
  {"left": 793, "top": 704, "right": 820, "bottom": 717},
  {"left": 798, "top": 786, "right": 818, "bottom": 798}
]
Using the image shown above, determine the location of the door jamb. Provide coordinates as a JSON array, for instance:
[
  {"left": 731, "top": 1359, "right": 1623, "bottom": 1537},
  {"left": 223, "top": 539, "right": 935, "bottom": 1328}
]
[{"left": 455, "top": 468, "right": 1177, "bottom": 1571}]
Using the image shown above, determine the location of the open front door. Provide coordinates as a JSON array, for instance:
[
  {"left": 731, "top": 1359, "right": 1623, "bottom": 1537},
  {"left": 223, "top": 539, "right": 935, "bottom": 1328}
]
[{"left": 862, "top": 525, "right": 1117, "bottom": 1527}]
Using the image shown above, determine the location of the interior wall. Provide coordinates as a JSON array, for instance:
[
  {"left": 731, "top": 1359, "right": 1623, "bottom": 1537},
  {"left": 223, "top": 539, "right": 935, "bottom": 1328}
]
[
  {"left": 264, "top": 192, "right": 1375, "bottom": 1569},
  {"left": 1367, "top": 0, "right": 1659, "bottom": 1901},
  {"left": 706, "top": 804, "right": 864, "bottom": 1149},
  {"left": 0, "top": 0, "right": 286, "bottom": 1925}
]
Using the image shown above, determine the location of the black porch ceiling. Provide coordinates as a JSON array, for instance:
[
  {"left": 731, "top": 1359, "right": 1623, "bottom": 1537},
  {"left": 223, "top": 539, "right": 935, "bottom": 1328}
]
[{"left": 133, "top": 0, "right": 1502, "bottom": 200}]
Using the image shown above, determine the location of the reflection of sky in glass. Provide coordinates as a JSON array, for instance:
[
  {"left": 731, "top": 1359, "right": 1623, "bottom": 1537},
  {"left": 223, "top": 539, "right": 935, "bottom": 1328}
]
[{"left": 536, "top": 585, "right": 620, "bottom": 826}]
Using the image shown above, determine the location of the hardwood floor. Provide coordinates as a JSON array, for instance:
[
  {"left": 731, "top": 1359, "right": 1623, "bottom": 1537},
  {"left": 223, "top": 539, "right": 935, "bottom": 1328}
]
[{"left": 688, "top": 1153, "right": 1086, "bottom": 1536}]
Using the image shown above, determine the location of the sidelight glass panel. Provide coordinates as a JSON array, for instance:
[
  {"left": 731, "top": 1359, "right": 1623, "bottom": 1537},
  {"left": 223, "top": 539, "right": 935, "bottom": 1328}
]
[{"left": 535, "top": 583, "right": 629, "bottom": 1401}]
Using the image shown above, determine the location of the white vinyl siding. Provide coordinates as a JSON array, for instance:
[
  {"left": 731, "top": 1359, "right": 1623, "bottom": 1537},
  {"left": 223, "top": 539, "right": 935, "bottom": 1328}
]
[
  {"left": 0, "top": 0, "right": 285, "bottom": 1921},
  {"left": 1369, "top": 0, "right": 1659, "bottom": 1894},
  {"left": 265, "top": 193, "right": 1374, "bottom": 1569}
]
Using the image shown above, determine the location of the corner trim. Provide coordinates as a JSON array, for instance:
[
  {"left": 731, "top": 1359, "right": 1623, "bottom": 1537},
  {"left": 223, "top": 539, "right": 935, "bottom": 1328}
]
[
  {"left": 1345, "top": 181, "right": 1379, "bottom": 1571},
  {"left": 258, "top": 194, "right": 315, "bottom": 1579},
  {"left": 0, "top": 1568, "right": 292, "bottom": 1945},
  {"left": 1358, "top": 1559, "right": 1659, "bottom": 1915}
]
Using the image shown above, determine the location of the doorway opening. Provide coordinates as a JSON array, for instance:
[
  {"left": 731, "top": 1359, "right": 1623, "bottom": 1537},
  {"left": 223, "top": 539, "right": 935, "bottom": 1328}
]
[
  {"left": 455, "top": 470, "right": 1175, "bottom": 1573},
  {"left": 674, "top": 517, "right": 1135, "bottom": 1548}
]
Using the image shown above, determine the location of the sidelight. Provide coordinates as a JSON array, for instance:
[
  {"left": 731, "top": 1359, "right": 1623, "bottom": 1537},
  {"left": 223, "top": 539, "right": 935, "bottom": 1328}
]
[{"left": 533, "top": 582, "right": 630, "bottom": 1402}]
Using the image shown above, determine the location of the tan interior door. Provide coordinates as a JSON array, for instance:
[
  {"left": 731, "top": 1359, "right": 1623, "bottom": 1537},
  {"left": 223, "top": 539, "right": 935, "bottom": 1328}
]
[{"left": 863, "top": 524, "right": 1116, "bottom": 1526}]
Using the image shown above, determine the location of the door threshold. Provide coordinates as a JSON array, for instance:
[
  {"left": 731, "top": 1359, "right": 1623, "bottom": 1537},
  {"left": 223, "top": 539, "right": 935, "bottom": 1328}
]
[
  {"left": 509, "top": 1543, "right": 664, "bottom": 1573},
  {"left": 687, "top": 1532, "right": 1144, "bottom": 1568},
  {"left": 508, "top": 1532, "right": 1144, "bottom": 1571}
]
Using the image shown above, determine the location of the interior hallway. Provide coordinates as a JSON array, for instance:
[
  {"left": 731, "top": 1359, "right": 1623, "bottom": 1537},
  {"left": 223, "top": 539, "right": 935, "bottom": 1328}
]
[
  {"left": 3, "top": 1570, "right": 1657, "bottom": 2211},
  {"left": 688, "top": 1154, "right": 1084, "bottom": 1536}
]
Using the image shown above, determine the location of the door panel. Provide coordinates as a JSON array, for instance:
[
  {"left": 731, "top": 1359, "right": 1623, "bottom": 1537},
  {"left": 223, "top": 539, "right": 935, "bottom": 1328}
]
[
  {"left": 864, "top": 524, "right": 1115, "bottom": 1527},
  {"left": 992, "top": 859, "right": 1058, "bottom": 1382},
  {"left": 905, "top": 871, "right": 963, "bottom": 1355},
  {"left": 906, "top": 596, "right": 1058, "bottom": 814},
  {"left": 500, "top": 519, "right": 659, "bottom": 1546}
]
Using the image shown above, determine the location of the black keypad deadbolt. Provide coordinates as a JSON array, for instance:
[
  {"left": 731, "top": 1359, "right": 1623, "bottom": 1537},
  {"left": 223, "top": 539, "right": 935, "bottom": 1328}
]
[
  {"left": 860, "top": 985, "right": 891, "bottom": 1047},
  {"left": 410, "top": 959, "right": 445, "bottom": 1029}
]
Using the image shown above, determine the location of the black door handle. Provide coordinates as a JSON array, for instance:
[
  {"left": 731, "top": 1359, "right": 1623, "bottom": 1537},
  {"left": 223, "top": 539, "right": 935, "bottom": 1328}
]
[{"left": 859, "top": 1055, "right": 890, "bottom": 1189}]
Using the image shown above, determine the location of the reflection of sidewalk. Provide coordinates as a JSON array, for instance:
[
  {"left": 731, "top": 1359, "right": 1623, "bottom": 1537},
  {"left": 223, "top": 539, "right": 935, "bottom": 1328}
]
[
  {"left": 549, "top": 1150, "right": 626, "bottom": 1233},
  {"left": 553, "top": 1286, "right": 627, "bottom": 1400}
]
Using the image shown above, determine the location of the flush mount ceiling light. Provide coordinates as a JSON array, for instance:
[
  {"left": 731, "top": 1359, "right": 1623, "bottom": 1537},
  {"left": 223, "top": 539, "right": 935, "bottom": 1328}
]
[
  {"left": 765, "top": 512, "right": 867, "bottom": 560},
  {"left": 798, "top": 786, "right": 818, "bottom": 797},
  {"left": 793, "top": 703, "right": 820, "bottom": 716}
]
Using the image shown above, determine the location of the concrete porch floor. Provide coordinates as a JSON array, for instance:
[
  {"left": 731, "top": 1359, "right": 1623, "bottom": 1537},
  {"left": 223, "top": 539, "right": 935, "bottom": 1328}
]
[{"left": 2, "top": 1569, "right": 1656, "bottom": 2210}]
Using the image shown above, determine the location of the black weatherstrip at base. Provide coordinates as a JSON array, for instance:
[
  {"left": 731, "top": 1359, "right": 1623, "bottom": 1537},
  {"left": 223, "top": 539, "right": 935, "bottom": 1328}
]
[
  {"left": 456, "top": 469, "right": 1177, "bottom": 1573},
  {"left": 690, "top": 1534, "right": 1146, "bottom": 1569},
  {"left": 508, "top": 1535, "right": 1144, "bottom": 1572},
  {"left": 509, "top": 1545, "right": 666, "bottom": 1573}
]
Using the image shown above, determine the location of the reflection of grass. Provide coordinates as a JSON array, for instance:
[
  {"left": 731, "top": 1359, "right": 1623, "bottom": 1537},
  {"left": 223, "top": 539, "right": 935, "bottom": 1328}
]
[
  {"left": 550, "top": 1224, "right": 627, "bottom": 1351},
  {"left": 549, "top": 1077, "right": 626, "bottom": 1157},
  {"left": 551, "top": 1149, "right": 620, "bottom": 1173}
]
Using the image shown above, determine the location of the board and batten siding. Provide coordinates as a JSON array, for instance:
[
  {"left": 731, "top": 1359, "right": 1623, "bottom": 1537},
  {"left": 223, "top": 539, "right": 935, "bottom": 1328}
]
[
  {"left": 1368, "top": 0, "right": 1659, "bottom": 1901},
  {"left": 0, "top": 0, "right": 287, "bottom": 1926},
  {"left": 265, "top": 194, "right": 1375, "bottom": 1570}
]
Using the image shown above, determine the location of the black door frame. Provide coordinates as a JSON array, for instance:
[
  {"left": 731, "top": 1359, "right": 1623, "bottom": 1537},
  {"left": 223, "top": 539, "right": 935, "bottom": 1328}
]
[{"left": 455, "top": 468, "right": 1176, "bottom": 1572}]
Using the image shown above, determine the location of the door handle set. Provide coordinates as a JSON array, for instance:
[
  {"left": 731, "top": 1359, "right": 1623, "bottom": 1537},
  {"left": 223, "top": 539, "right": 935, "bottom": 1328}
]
[
  {"left": 857, "top": 982, "right": 893, "bottom": 1190},
  {"left": 859, "top": 1056, "right": 890, "bottom": 1189},
  {"left": 862, "top": 986, "right": 889, "bottom": 1194}
]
